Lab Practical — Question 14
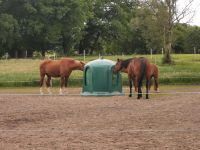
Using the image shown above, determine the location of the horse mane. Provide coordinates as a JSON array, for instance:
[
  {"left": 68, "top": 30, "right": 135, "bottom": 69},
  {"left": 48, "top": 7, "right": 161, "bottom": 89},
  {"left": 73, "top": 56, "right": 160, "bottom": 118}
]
[{"left": 121, "top": 58, "right": 134, "bottom": 69}]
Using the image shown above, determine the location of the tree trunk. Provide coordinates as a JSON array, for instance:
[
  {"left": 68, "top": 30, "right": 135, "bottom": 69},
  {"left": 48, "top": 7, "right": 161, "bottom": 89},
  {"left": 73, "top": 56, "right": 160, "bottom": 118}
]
[
  {"left": 163, "top": 29, "right": 172, "bottom": 63},
  {"left": 163, "top": 0, "right": 173, "bottom": 64},
  {"left": 164, "top": 43, "right": 172, "bottom": 63},
  {"left": 61, "top": 33, "right": 69, "bottom": 55},
  {"left": 41, "top": 50, "right": 45, "bottom": 58},
  {"left": 89, "top": 32, "right": 100, "bottom": 55},
  {"left": 15, "top": 51, "right": 18, "bottom": 58},
  {"left": 89, "top": 48, "right": 94, "bottom": 55}
]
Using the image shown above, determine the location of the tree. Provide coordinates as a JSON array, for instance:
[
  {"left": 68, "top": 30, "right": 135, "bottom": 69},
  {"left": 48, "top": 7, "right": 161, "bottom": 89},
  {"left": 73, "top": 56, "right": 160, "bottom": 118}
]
[
  {"left": 185, "top": 26, "right": 200, "bottom": 53},
  {"left": 0, "top": 0, "right": 92, "bottom": 57},
  {"left": 130, "top": 4, "right": 164, "bottom": 54},
  {"left": 79, "top": 0, "right": 138, "bottom": 55},
  {"left": 57, "top": 0, "right": 92, "bottom": 54},
  {"left": 0, "top": 14, "right": 20, "bottom": 57},
  {"left": 143, "top": 0, "right": 196, "bottom": 63},
  {"left": 173, "top": 23, "right": 188, "bottom": 53}
]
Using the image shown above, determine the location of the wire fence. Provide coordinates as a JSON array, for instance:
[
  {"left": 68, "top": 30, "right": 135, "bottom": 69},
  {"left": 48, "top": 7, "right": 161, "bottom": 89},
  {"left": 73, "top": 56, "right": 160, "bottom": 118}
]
[
  {"left": 1, "top": 76, "right": 200, "bottom": 87},
  {"left": 0, "top": 91, "right": 200, "bottom": 96},
  {"left": 0, "top": 129, "right": 199, "bottom": 133}
]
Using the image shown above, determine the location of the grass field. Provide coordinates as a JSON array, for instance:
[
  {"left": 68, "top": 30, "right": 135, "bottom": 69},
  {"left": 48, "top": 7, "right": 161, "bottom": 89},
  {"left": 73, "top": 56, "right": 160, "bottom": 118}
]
[{"left": 0, "top": 54, "right": 200, "bottom": 87}]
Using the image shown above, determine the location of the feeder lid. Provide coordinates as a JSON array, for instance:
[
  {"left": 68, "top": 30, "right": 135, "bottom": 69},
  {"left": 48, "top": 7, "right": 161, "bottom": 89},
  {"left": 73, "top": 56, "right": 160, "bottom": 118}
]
[{"left": 85, "top": 59, "right": 115, "bottom": 68}]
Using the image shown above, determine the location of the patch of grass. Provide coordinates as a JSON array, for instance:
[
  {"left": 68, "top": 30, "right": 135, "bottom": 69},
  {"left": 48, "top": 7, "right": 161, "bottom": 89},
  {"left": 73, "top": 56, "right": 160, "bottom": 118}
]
[{"left": 0, "top": 54, "right": 200, "bottom": 87}]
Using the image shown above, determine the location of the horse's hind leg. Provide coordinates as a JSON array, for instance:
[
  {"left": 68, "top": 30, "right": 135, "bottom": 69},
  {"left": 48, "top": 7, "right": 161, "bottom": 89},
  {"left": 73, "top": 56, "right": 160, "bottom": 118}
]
[
  {"left": 154, "top": 77, "right": 159, "bottom": 92},
  {"left": 149, "top": 76, "right": 153, "bottom": 91},
  {"left": 40, "top": 74, "right": 45, "bottom": 95},
  {"left": 46, "top": 76, "right": 52, "bottom": 94},
  {"left": 134, "top": 77, "right": 138, "bottom": 92},
  {"left": 146, "top": 79, "right": 150, "bottom": 99}
]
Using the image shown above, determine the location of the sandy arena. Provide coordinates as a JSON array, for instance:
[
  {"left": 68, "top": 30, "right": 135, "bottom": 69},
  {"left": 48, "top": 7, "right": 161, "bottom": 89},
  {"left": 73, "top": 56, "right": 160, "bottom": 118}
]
[{"left": 0, "top": 86, "right": 200, "bottom": 149}]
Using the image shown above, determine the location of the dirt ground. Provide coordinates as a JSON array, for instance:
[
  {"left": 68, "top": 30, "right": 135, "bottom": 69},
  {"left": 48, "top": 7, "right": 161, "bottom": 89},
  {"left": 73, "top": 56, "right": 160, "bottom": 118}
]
[{"left": 0, "top": 86, "right": 200, "bottom": 150}]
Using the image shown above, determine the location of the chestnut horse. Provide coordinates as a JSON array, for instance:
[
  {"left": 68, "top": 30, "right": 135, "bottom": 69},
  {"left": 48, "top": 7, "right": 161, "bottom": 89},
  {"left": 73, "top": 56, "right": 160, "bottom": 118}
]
[
  {"left": 113, "top": 57, "right": 158, "bottom": 99},
  {"left": 39, "top": 58, "right": 85, "bottom": 94},
  {"left": 148, "top": 63, "right": 159, "bottom": 92}
]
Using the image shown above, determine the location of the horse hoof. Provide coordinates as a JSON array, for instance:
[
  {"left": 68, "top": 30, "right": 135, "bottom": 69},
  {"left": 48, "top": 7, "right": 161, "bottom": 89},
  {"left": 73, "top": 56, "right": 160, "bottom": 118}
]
[
  {"left": 40, "top": 91, "right": 44, "bottom": 95},
  {"left": 129, "top": 94, "right": 132, "bottom": 97},
  {"left": 47, "top": 88, "right": 52, "bottom": 95},
  {"left": 156, "top": 89, "right": 160, "bottom": 93}
]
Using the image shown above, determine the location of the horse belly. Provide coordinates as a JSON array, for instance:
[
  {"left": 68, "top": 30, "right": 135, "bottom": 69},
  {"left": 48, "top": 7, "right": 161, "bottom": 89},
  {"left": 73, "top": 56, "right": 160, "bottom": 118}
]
[{"left": 45, "top": 66, "right": 60, "bottom": 77}]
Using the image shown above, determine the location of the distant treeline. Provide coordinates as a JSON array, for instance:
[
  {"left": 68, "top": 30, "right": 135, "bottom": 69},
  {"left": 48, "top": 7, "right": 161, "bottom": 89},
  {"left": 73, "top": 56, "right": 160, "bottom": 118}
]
[{"left": 0, "top": 0, "right": 200, "bottom": 58}]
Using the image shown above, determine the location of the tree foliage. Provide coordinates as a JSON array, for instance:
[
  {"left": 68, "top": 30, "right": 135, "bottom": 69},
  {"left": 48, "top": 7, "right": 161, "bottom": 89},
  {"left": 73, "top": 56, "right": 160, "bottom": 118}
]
[{"left": 0, "top": 0, "right": 199, "bottom": 58}]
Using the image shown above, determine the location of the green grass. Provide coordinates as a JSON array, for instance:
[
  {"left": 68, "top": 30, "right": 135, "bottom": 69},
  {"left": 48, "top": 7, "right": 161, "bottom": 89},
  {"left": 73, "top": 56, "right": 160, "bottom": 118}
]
[{"left": 0, "top": 54, "right": 200, "bottom": 87}]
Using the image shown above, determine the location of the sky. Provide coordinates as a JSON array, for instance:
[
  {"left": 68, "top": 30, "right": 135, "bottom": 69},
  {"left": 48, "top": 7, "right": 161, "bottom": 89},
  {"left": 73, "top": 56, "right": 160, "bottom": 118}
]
[{"left": 178, "top": 0, "right": 200, "bottom": 26}]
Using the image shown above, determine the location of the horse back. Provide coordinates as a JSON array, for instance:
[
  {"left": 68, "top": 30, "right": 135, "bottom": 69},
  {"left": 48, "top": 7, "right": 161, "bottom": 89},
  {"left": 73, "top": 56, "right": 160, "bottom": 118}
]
[
  {"left": 40, "top": 59, "right": 62, "bottom": 77},
  {"left": 127, "top": 57, "right": 149, "bottom": 76},
  {"left": 127, "top": 59, "right": 139, "bottom": 76}
]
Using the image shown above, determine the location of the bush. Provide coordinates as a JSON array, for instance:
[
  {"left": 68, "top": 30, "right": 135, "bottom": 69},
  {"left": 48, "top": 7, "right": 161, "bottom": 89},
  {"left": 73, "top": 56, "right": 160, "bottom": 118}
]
[{"left": 33, "top": 51, "right": 42, "bottom": 59}]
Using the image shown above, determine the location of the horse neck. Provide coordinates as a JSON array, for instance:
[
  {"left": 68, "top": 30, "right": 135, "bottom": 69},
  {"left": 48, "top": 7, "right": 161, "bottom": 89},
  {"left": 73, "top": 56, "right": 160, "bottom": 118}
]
[
  {"left": 71, "top": 61, "right": 82, "bottom": 70},
  {"left": 121, "top": 68, "right": 128, "bottom": 73},
  {"left": 120, "top": 58, "right": 132, "bottom": 71}
]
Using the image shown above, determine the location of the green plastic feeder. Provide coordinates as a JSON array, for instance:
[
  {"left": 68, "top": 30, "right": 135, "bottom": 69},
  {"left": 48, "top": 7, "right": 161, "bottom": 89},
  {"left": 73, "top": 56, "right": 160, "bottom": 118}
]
[{"left": 81, "top": 59, "right": 124, "bottom": 96}]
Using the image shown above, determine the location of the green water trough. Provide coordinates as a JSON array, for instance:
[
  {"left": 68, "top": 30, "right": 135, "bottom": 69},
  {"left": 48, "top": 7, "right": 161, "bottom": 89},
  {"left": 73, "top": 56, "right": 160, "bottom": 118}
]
[{"left": 81, "top": 59, "right": 124, "bottom": 96}]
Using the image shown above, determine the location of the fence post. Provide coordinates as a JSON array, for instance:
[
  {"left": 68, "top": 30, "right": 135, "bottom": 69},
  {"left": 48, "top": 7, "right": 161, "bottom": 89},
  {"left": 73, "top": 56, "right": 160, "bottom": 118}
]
[
  {"left": 83, "top": 50, "right": 86, "bottom": 62},
  {"left": 25, "top": 50, "right": 27, "bottom": 58},
  {"left": 150, "top": 49, "right": 153, "bottom": 60},
  {"left": 193, "top": 47, "right": 197, "bottom": 60},
  {"left": 5, "top": 52, "right": 8, "bottom": 60}
]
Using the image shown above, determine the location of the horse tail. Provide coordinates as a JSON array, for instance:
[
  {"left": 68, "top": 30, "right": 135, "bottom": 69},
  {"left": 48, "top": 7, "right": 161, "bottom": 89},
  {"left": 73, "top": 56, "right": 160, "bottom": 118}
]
[{"left": 138, "top": 58, "right": 147, "bottom": 88}]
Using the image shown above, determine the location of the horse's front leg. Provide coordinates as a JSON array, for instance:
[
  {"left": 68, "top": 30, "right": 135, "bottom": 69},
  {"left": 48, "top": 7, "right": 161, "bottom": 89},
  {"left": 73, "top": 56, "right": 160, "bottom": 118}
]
[
  {"left": 137, "top": 86, "right": 143, "bottom": 99},
  {"left": 129, "top": 79, "right": 133, "bottom": 97},
  {"left": 63, "top": 71, "right": 71, "bottom": 94},
  {"left": 63, "top": 76, "right": 69, "bottom": 94},
  {"left": 40, "top": 74, "right": 45, "bottom": 95},
  {"left": 46, "top": 76, "right": 52, "bottom": 94},
  {"left": 59, "top": 76, "right": 65, "bottom": 95}
]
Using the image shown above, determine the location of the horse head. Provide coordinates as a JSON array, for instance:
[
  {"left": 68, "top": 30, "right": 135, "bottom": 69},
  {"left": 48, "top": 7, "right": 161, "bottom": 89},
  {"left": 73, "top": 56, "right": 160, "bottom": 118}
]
[
  {"left": 79, "top": 61, "right": 85, "bottom": 71},
  {"left": 113, "top": 58, "right": 123, "bottom": 73}
]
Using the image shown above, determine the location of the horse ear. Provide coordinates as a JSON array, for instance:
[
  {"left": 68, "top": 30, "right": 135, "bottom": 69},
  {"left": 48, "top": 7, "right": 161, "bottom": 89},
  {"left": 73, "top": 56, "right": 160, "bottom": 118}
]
[{"left": 80, "top": 61, "right": 85, "bottom": 65}]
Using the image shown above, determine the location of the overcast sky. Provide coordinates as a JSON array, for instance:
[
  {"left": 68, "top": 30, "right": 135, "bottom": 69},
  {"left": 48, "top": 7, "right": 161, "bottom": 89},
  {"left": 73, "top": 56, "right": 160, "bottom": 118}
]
[{"left": 178, "top": 0, "right": 200, "bottom": 26}]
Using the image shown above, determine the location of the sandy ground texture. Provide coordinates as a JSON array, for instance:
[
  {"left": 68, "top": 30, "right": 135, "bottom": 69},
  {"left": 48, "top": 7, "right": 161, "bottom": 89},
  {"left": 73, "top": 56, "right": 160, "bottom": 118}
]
[{"left": 0, "top": 86, "right": 200, "bottom": 149}]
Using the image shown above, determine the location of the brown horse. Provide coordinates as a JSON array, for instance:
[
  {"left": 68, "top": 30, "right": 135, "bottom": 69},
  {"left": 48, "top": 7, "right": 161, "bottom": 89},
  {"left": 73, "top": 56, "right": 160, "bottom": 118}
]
[
  {"left": 113, "top": 57, "right": 158, "bottom": 99},
  {"left": 39, "top": 58, "right": 85, "bottom": 94},
  {"left": 113, "top": 57, "right": 150, "bottom": 99},
  {"left": 148, "top": 63, "right": 159, "bottom": 92}
]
